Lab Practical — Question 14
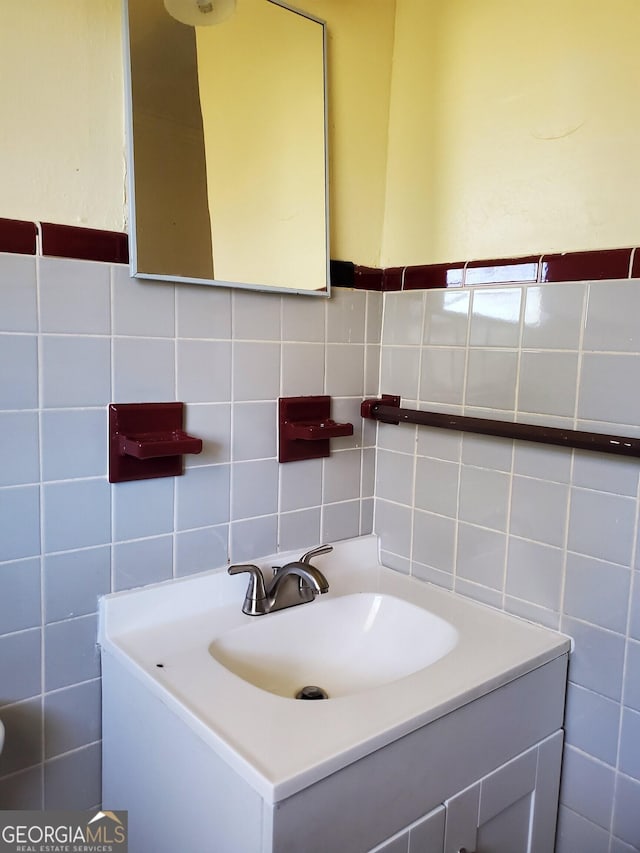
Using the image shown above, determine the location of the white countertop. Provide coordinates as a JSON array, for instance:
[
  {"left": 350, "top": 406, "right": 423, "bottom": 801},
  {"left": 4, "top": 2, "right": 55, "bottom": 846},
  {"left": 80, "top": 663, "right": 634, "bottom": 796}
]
[{"left": 98, "top": 535, "right": 570, "bottom": 803}]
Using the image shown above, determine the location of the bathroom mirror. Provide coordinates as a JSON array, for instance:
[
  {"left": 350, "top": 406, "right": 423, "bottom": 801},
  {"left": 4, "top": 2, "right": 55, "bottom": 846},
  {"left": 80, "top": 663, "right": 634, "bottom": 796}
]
[{"left": 123, "top": 0, "right": 329, "bottom": 295}]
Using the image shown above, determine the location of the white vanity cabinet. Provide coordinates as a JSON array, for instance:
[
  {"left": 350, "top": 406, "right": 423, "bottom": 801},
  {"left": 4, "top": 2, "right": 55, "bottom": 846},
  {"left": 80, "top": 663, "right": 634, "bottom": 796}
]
[
  {"left": 443, "top": 732, "right": 562, "bottom": 853},
  {"left": 372, "top": 731, "right": 563, "bottom": 853},
  {"left": 264, "top": 656, "right": 566, "bottom": 853},
  {"left": 102, "top": 651, "right": 567, "bottom": 853},
  {"left": 370, "top": 806, "right": 446, "bottom": 852},
  {"left": 99, "top": 536, "right": 570, "bottom": 853}
]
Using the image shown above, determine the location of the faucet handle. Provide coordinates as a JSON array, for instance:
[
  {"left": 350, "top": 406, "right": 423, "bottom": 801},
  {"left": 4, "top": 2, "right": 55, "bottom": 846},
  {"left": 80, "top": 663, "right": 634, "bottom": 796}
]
[
  {"left": 300, "top": 544, "right": 333, "bottom": 564},
  {"left": 228, "top": 564, "right": 267, "bottom": 614}
]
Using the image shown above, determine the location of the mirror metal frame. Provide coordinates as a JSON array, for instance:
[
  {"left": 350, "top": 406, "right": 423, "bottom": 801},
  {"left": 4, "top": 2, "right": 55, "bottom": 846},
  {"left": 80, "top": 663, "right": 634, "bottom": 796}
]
[{"left": 122, "top": 0, "right": 331, "bottom": 297}]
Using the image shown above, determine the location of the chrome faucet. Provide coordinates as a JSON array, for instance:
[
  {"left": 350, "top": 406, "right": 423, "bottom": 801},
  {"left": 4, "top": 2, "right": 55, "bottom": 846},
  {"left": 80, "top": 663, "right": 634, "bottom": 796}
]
[{"left": 228, "top": 545, "right": 331, "bottom": 616}]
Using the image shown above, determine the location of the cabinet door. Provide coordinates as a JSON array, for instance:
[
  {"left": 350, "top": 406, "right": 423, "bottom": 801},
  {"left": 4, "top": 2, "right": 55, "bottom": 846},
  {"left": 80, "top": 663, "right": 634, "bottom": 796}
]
[
  {"left": 369, "top": 805, "right": 445, "bottom": 853},
  {"left": 443, "top": 732, "right": 563, "bottom": 853}
]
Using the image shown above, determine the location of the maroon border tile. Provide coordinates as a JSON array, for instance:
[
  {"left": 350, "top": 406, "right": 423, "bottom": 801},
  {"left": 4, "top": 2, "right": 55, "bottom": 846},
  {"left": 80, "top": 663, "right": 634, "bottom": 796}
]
[
  {"left": 540, "top": 249, "right": 631, "bottom": 283},
  {"left": 1, "top": 216, "right": 638, "bottom": 293},
  {"left": 465, "top": 256, "right": 540, "bottom": 286},
  {"left": 382, "top": 267, "right": 403, "bottom": 292},
  {"left": 353, "top": 265, "right": 384, "bottom": 292},
  {"left": 41, "top": 222, "right": 129, "bottom": 265},
  {"left": 0, "top": 218, "right": 37, "bottom": 255},
  {"left": 403, "top": 263, "right": 464, "bottom": 290}
]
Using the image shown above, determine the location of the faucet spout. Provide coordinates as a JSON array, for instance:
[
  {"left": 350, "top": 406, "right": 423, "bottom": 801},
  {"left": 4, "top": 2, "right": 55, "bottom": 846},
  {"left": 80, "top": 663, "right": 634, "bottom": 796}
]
[
  {"left": 229, "top": 545, "right": 331, "bottom": 615},
  {"left": 268, "top": 561, "right": 329, "bottom": 596}
]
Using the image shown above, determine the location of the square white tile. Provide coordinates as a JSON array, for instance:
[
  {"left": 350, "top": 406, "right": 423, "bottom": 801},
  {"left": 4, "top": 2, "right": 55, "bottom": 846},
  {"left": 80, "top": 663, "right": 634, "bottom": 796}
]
[
  {"left": 465, "top": 349, "right": 518, "bottom": 412},
  {"left": 456, "top": 522, "right": 506, "bottom": 589},
  {"left": 39, "top": 257, "right": 110, "bottom": 335},
  {"left": 176, "top": 285, "right": 231, "bottom": 339},
  {"left": 230, "top": 515, "right": 277, "bottom": 563},
  {"left": 281, "top": 342, "right": 325, "bottom": 397},
  {"left": 420, "top": 347, "right": 466, "bottom": 406},
  {"left": 469, "top": 287, "right": 522, "bottom": 348},
  {"left": 423, "top": 289, "right": 470, "bottom": 347},
  {"left": 0, "top": 335, "right": 38, "bottom": 410},
  {"left": 113, "top": 476, "right": 174, "bottom": 541},
  {"left": 41, "top": 336, "right": 110, "bottom": 408},
  {"left": 233, "top": 290, "right": 281, "bottom": 341},
  {"left": 323, "top": 449, "right": 363, "bottom": 504},
  {"left": 522, "top": 283, "right": 584, "bottom": 350},
  {"left": 325, "top": 344, "right": 365, "bottom": 397},
  {"left": 43, "top": 479, "right": 111, "bottom": 552},
  {"left": 282, "top": 293, "right": 326, "bottom": 343},
  {"left": 41, "top": 409, "right": 107, "bottom": 481},
  {"left": 112, "top": 265, "right": 174, "bottom": 337},
  {"left": 326, "top": 289, "right": 366, "bottom": 343},
  {"left": 0, "top": 486, "right": 40, "bottom": 561},
  {"left": 374, "top": 448, "right": 413, "bottom": 506},
  {"left": 113, "top": 535, "right": 173, "bottom": 591},
  {"left": 232, "top": 401, "right": 277, "bottom": 461},
  {"left": 518, "top": 351, "right": 579, "bottom": 418},
  {"left": 0, "top": 558, "right": 41, "bottom": 634},
  {"left": 412, "top": 509, "right": 456, "bottom": 573},
  {"left": 382, "top": 291, "right": 425, "bottom": 346},
  {"left": 0, "top": 412, "right": 39, "bottom": 485},
  {"left": 231, "top": 459, "right": 278, "bottom": 520},
  {"left": 113, "top": 337, "right": 175, "bottom": 403},
  {"left": 567, "top": 487, "right": 635, "bottom": 566},
  {"left": 279, "top": 458, "right": 322, "bottom": 513},
  {"left": 177, "top": 340, "right": 232, "bottom": 403},
  {"left": 0, "top": 254, "right": 37, "bottom": 332},
  {"left": 233, "top": 342, "right": 280, "bottom": 401},
  {"left": 175, "top": 464, "right": 230, "bottom": 530}
]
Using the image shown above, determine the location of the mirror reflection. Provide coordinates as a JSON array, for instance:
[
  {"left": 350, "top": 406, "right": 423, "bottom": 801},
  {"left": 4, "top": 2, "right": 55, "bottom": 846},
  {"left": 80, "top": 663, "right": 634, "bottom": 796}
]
[{"left": 125, "top": 0, "right": 329, "bottom": 294}]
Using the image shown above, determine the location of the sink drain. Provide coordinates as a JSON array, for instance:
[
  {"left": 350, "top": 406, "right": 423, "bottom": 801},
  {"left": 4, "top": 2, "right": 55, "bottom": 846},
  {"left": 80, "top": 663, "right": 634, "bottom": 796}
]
[{"left": 295, "top": 685, "right": 329, "bottom": 700}]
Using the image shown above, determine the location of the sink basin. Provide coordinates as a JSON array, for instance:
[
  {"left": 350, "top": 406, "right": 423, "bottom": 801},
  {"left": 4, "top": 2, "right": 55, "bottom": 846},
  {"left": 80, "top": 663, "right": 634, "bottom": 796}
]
[
  {"left": 209, "top": 592, "right": 458, "bottom": 698},
  {"left": 100, "top": 534, "right": 570, "bottom": 802}
]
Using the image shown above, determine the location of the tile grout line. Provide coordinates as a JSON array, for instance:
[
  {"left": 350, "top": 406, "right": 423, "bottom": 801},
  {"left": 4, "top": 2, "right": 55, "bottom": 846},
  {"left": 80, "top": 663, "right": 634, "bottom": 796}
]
[
  {"left": 499, "top": 295, "right": 524, "bottom": 611},
  {"left": 408, "top": 291, "right": 428, "bottom": 574},
  {"left": 453, "top": 288, "right": 475, "bottom": 591},
  {"left": 611, "top": 472, "right": 640, "bottom": 834},
  {"left": 108, "top": 266, "right": 117, "bottom": 600},
  {"left": 359, "top": 293, "right": 371, "bottom": 536},
  {"left": 557, "top": 285, "right": 590, "bottom": 628},
  {"left": 227, "top": 294, "right": 236, "bottom": 563},
  {"left": 35, "top": 250, "right": 46, "bottom": 806},
  {"left": 172, "top": 281, "right": 179, "bottom": 578},
  {"left": 276, "top": 296, "right": 284, "bottom": 552}
]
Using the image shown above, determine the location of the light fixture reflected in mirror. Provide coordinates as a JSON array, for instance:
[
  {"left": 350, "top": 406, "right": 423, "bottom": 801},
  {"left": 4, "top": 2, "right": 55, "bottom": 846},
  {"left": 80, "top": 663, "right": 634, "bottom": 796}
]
[{"left": 163, "top": 0, "right": 236, "bottom": 27}]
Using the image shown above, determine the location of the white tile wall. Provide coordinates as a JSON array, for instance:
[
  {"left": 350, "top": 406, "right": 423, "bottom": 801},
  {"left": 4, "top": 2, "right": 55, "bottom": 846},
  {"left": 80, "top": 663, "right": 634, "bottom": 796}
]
[
  {"left": 0, "top": 253, "right": 379, "bottom": 809},
  {"left": 375, "top": 281, "right": 640, "bottom": 851},
  {"left": 4, "top": 255, "right": 640, "bottom": 848}
]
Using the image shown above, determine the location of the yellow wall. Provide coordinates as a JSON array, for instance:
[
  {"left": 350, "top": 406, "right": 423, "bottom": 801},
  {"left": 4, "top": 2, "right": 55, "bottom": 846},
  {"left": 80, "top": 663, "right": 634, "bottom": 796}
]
[
  {"left": 0, "top": 0, "right": 395, "bottom": 266},
  {"left": 0, "top": 1, "right": 125, "bottom": 232},
  {"left": 382, "top": 0, "right": 440, "bottom": 266},
  {"left": 3, "top": 1, "right": 637, "bottom": 268},
  {"left": 295, "top": 0, "right": 396, "bottom": 264},
  {"left": 383, "top": 0, "right": 640, "bottom": 266}
]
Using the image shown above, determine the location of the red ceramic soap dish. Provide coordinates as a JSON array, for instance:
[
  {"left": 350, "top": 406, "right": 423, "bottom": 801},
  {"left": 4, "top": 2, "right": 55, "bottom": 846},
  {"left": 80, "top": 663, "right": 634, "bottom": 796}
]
[
  {"left": 279, "top": 396, "right": 353, "bottom": 463},
  {"left": 109, "top": 402, "right": 202, "bottom": 483}
]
